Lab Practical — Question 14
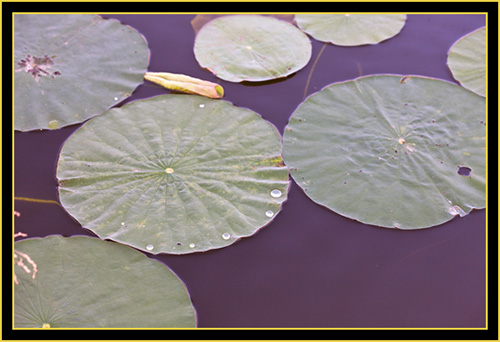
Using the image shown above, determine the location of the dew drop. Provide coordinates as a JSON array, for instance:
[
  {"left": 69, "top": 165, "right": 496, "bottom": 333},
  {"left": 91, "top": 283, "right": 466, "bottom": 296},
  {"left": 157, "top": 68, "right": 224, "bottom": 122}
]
[
  {"left": 189, "top": 243, "right": 195, "bottom": 248},
  {"left": 270, "top": 189, "right": 282, "bottom": 198},
  {"left": 199, "top": 104, "right": 205, "bottom": 108},
  {"left": 114, "top": 97, "right": 119, "bottom": 101},
  {"left": 222, "top": 232, "right": 231, "bottom": 240},
  {"left": 121, "top": 222, "right": 125, "bottom": 226},
  {"left": 265, "top": 210, "right": 274, "bottom": 218},
  {"left": 146, "top": 244, "right": 154, "bottom": 251}
]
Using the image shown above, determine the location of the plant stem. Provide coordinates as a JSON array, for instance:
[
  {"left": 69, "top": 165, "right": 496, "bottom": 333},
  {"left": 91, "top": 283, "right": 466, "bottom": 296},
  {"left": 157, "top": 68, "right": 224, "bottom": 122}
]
[
  {"left": 14, "top": 197, "right": 62, "bottom": 207},
  {"left": 303, "top": 43, "right": 327, "bottom": 100}
]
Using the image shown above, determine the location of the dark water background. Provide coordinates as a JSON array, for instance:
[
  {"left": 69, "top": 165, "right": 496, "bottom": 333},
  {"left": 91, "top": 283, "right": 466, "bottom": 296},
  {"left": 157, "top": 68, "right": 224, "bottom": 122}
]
[{"left": 14, "top": 14, "right": 487, "bottom": 328}]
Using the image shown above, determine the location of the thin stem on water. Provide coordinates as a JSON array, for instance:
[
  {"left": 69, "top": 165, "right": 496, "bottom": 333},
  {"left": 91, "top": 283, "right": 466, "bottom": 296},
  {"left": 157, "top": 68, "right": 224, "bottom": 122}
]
[
  {"left": 14, "top": 197, "right": 62, "bottom": 207},
  {"left": 303, "top": 43, "right": 327, "bottom": 100}
]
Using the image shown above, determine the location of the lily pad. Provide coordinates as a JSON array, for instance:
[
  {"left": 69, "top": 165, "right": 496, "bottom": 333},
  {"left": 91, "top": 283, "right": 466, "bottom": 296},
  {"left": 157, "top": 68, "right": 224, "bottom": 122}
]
[
  {"left": 14, "top": 235, "right": 196, "bottom": 328},
  {"left": 447, "top": 26, "right": 486, "bottom": 97},
  {"left": 190, "top": 14, "right": 296, "bottom": 35},
  {"left": 193, "top": 15, "right": 312, "bottom": 82},
  {"left": 283, "top": 74, "right": 486, "bottom": 229},
  {"left": 294, "top": 14, "right": 407, "bottom": 46},
  {"left": 56, "top": 94, "right": 289, "bottom": 254},
  {"left": 14, "top": 14, "right": 150, "bottom": 131}
]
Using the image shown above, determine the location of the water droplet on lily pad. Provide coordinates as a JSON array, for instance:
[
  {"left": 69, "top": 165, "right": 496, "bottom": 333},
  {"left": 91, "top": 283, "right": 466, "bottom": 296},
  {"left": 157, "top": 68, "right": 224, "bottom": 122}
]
[
  {"left": 270, "top": 189, "right": 282, "bottom": 198},
  {"left": 57, "top": 95, "right": 289, "bottom": 254},
  {"left": 222, "top": 233, "right": 231, "bottom": 240}
]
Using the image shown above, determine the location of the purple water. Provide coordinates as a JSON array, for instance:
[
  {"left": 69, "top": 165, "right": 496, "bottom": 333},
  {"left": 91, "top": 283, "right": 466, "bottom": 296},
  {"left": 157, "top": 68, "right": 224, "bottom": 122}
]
[{"left": 14, "top": 14, "right": 487, "bottom": 328}]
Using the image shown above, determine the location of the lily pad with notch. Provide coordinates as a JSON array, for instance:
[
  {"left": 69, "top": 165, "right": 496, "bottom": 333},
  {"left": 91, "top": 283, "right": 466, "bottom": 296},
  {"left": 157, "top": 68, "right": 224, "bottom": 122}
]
[
  {"left": 283, "top": 74, "right": 485, "bottom": 229},
  {"left": 14, "top": 235, "right": 196, "bottom": 328},
  {"left": 56, "top": 94, "right": 289, "bottom": 254},
  {"left": 14, "top": 14, "right": 150, "bottom": 131}
]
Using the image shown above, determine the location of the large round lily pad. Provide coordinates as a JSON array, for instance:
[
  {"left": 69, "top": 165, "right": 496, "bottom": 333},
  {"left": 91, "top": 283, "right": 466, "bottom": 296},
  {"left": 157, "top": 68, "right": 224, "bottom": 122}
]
[
  {"left": 14, "top": 14, "right": 150, "bottom": 131},
  {"left": 14, "top": 235, "right": 196, "bottom": 328},
  {"left": 56, "top": 95, "right": 289, "bottom": 254},
  {"left": 447, "top": 26, "right": 486, "bottom": 97},
  {"left": 193, "top": 15, "right": 312, "bottom": 82},
  {"left": 283, "top": 74, "right": 486, "bottom": 229},
  {"left": 294, "top": 14, "right": 407, "bottom": 46}
]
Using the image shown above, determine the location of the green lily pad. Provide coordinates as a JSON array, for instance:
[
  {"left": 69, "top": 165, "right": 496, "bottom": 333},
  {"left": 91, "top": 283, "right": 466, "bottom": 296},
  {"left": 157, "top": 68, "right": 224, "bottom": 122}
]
[
  {"left": 191, "top": 14, "right": 296, "bottom": 35},
  {"left": 447, "top": 27, "right": 486, "bottom": 97},
  {"left": 14, "top": 14, "right": 150, "bottom": 131},
  {"left": 14, "top": 235, "right": 196, "bottom": 328},
  {"left": 56, "top": 95, "right": 289, "bottom": 254},
  {"left": 283, "top": 75, "right": 486, "bottom": 229},
  {"left": 294, "top": 14, "right": 407, "bottom": 46},
  {"left": 193, "top": 15, "right": 312, "bottom": 82}
]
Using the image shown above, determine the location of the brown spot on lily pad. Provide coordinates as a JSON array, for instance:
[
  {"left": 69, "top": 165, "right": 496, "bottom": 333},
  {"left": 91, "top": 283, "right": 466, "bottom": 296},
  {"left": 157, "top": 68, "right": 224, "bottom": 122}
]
[{"left": 17, "top": 54, "right": 61, "bottom": 80}]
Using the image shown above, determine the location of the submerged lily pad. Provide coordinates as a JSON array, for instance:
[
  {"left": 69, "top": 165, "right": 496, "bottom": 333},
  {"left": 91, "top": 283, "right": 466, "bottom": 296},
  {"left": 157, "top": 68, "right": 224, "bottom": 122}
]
[
  {"left": 295, "top": 14, "right": 406, "bottom": 46},
  {"left": 56, "top": 95, "right": 289, "bottom": 254},
  {"left": 447, "top": 26, "right": 486, "bottom": 97},
  {"left": 14, "top": 14, "right": 150, "bottom": 131},
  {"left": 14, "top": 235, "right": 196, "bottom": 328},
  {"left": 283, "top": 75, "right": 485, "bottom": 229},
  {"left": 193, "top": 15, "right": 312, "bottom": 82}
]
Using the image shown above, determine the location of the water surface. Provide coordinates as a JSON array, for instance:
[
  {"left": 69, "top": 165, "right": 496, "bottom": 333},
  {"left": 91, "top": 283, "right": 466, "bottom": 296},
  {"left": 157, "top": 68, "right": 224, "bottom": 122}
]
[{"left": 14, "top": 13, "right": 487, "bottom": 329}]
